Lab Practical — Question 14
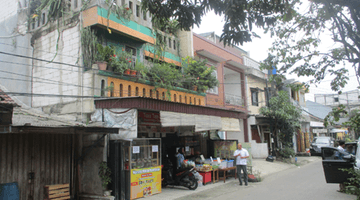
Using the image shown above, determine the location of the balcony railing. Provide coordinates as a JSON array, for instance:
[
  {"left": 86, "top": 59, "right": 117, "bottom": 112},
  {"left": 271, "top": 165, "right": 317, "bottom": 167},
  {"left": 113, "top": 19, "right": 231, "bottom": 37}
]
[{"left": 225, "top": 94, "right": 245, "bottom": 107}]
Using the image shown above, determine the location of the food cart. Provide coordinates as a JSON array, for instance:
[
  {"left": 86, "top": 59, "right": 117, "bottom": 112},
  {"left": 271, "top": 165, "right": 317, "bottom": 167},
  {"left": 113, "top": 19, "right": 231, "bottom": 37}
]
[{"left": 108, "top": 138, "right": 161, "bottom": 200}]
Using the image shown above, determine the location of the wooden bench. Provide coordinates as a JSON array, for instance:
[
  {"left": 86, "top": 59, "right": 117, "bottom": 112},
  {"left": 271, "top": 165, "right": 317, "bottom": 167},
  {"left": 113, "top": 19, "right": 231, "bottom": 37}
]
[{"left": 44, "top": 183, "right": 70, "bottom": 200}]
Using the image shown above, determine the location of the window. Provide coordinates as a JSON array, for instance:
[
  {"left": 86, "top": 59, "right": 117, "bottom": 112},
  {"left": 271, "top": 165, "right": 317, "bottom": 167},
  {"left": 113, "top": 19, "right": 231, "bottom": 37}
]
[
  {"left": 179, "top": 95, "right": 182, "bottom": 103},
  {"left": 189, "top": 97, "right": 192, "bottom": 104},
  {"left": 150, "top": 90, "right": 153, "bottom": 98},
  {"left": 135, "top": 87, "right": 139, "bottom": 96},
  {"left": 173, "top": 40, "right": 176, "bottom": 50},
  {"left": 194, "top": 98, "right": 196, "bottom": 105},
  {"left": 207, "top": 69, "right": 218, "bottom": 94},
  {"left": 156, "top": 91, "right": 159, "bottom": 99},
  {"left": 128, "top": 85, "right": 131, "bottom": 96},
  {"left": 136, "top": 5, "right": 140, "bottom": 17},
  {"left": 74, "top": 0, "right": 78, "bottom": 8},
  {"left": 251, "top": 88, "right": 258, "bottom": 106},
  {"left": 334, "top": 97, "right": 339, "bottom": 102},
  {"left": 101, "top": 80, "right": 105, "bottom": 97},
  {"left": 173, "top": 94, "right": 176, "bottom": 102},
  {"left": 121, "top": 0, "right": 125, "bottom": 6},
  {"left": 120, "top": 84, "right": 123, "bottom": 97},
  {"left": 125, "top": 46, "right": 136, "bottom": 68},
  {"left": 143, "top": 11, "right": 147, "bottom": 20},
  {"left": 143, "top": 88, "right": 146, "bottom": 97},
  {"left": 185, "top": 96, "right": 187, "bottom": 104},
  {"left": 162, "top": 92, "right": 165, "bottom": 100},
  {"left": 37, "top": 18, "right": 40, "bottom": 27},
  {"left": 129, "top": 1, "right": 133, "bottom": 11},
  {"left": 42, "top": 13, "right": 46, "bottom": 25},
  {"left": 198, "top": 99, "right": 201, "bottom": 105},
  {"left": 110, "top": 82, "right": 114, "bottom": 97},
  {"left": 168, "top": 38, "right": 171, "bottom": 48}
]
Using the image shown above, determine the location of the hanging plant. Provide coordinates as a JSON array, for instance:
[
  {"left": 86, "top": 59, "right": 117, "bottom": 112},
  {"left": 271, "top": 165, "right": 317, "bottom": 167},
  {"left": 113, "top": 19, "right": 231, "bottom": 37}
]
[
  {"left": 81, "top": 27, "right": 98, "bottom": 69},
  {"left": 98, "top": 162, "right": 112, "bottom": 190},
  {"left": 105, "top": 0, "right": 132, "bottom": 34}
]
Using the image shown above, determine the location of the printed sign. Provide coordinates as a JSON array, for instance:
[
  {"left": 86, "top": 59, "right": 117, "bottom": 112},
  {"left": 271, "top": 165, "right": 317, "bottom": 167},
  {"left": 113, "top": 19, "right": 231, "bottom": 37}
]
[
  {"left": 133, "top": 146, "right": 140, "bottom": 154},
  {"left": 152, "top": 145, "right": 158, "bottom": 152},
  {"left": 130, "top": 166, "right": 162, "bottom": 199},
  {"left": 185, "top": 146, "right": 190, "bottom": 152}
]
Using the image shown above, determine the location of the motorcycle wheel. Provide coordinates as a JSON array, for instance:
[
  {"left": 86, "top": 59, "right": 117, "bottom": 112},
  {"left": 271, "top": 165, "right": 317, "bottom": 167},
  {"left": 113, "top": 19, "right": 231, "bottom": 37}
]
[{"left": 188, "top": 179, "right": 198, "bottom": 190}]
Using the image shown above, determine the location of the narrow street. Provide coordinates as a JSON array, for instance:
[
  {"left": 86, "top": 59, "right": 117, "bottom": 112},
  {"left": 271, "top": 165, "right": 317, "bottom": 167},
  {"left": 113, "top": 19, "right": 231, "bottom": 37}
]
[{"left": 176, "top": 159, "right": 356, "bottom": 200}]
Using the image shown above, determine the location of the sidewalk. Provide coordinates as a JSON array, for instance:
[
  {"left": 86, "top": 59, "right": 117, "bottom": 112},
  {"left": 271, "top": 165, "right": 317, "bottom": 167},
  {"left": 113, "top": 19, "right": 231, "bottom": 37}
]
[{"left": 144, "top": 156, "right": 321, "bottom": 200}]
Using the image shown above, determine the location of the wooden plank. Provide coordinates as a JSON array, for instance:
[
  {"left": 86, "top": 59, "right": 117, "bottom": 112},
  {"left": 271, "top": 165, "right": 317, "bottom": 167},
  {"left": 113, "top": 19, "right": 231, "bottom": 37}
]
[
  {"left": 40, "top": 134, "right": 47, "bottom": 200},
  {"left": 48, "top": 188, "right": 69, "bottom": 195},
  {"left": 50, "top": 134, "right": 55, "bottom": 184},
  {"left": 45, "top": 184, "right": 70, "bottom": 190},
  {"left": 54, "top": 134, "right": 60, "bottom": 184},
  {"left": 17, "top": 134, "right": 25, "bottom": 200},
  {"left": 0, "top": 134, "right": 6, "bottom": 183},
  {"left": 5, "top": 134, "right": 13, "bottom": 183},
  {"left": 34, "top": 134, "right": 41, "bottom": 200},
  {"left": 12, "top": 134, "right": 19, "bottom": 184},
  {"left": 49, "top": 196, "right": 70, "bottom": 200},
  {"left": 24, "top": 134, "right": 31, "bottom": 200},
  {"left": 46, "top": 133, "right": 51, "bottom": 184},
  {"left": 49, "top": 192, "right": 70, "bottom": 199},
  {"left": 59, "top": 134, "right": 64, "bottom": 184}
]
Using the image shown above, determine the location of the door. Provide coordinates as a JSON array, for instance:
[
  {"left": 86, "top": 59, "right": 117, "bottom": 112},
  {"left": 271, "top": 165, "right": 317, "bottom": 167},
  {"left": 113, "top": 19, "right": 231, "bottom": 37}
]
[
  {"left": 251, "top": 126, "right": 261, "bottom": 143},
  {"left": 321, "top": 147, "right": 353, "bottom": 183}
]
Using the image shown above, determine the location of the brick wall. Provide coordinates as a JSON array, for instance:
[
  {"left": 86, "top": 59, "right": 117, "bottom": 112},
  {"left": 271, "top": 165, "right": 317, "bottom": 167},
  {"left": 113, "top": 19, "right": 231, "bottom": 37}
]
[{"left": 32, "top": 24, "right": 85, "bottom": 107}]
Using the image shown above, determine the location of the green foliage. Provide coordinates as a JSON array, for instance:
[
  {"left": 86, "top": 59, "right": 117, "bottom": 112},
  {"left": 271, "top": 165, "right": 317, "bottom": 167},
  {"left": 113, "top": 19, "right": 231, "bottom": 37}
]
[
  {"left": 323, "top": 104, "right": 347, "bottom": 127},
  {"left": 261, "top": 0, "right": 360, "bottom": 93},
  {"left": 105, "top": 0, "right": 132, "bottom": 24},
  {"left": 96, "top": 44, "right": 116, "bottom": 63},
  {"left": 98, "top": 162, "right": 111, "bottom": 189},
  {"left": 182, "top": 57, "right": 219, "bottom": 91},
  {"left": 111, "top": 48, "right": 133, "bottom": 74},
  {"left": 341, "top": 168, "right": 360, "bottom": 199},
  {"left": 260, "top": 91, "right": 302, "bottom": 146},
  {"left": 81, "top": 27, "right": 98, "bottom": 69},
  {"left": 278, "top": 145, "right": 296, "bottom": 158},
  {"left": 141, "top": 0, "right": 296, "bottom": 46}
]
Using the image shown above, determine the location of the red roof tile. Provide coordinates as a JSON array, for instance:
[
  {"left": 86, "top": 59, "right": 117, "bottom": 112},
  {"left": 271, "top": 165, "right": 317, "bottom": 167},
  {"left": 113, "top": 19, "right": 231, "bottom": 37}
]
[{"left": 0, "top": 89, "right": 19, "bottom": 106}]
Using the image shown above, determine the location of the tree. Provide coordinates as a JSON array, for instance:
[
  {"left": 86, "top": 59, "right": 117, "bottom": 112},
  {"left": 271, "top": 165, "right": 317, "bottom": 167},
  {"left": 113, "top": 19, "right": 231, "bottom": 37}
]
[
  {"left": 261, "top": 0, "right": 360, "bottom": 92},
  {"left": 141, "top": 0, "right": 297, "bottom": 46},
  {"left": 259, "top": 91, "right": 302, "bottom": 154}
]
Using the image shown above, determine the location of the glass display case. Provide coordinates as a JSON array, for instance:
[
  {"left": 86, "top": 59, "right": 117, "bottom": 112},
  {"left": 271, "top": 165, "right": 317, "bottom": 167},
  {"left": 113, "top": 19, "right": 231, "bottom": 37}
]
[{"left": 108, "top": 138, "right": 161, "bottom": 200}]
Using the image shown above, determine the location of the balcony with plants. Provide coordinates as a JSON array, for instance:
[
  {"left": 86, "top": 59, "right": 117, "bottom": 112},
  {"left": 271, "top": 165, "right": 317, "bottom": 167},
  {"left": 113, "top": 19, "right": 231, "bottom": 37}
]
[{"left": 92, "top": 41, "right": 219, "bottom": 101}]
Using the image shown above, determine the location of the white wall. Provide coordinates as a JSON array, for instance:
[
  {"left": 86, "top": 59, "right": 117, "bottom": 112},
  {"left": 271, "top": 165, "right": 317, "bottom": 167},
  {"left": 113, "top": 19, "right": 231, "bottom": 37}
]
[
  {"left": 0, "top": 0, "right": 18, "bottom": 21},
  {"left": 250, "top": 140, "right": 268, "bottom": 158},
  {"left": 32, "top": 24, "right": 88, "bottom": 108}
]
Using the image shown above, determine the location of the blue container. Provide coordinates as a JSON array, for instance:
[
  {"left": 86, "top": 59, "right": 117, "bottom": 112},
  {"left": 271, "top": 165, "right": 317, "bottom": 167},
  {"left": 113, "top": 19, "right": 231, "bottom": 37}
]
[{"left": 0, "top": 182, "right": 19, "bottom": 200}]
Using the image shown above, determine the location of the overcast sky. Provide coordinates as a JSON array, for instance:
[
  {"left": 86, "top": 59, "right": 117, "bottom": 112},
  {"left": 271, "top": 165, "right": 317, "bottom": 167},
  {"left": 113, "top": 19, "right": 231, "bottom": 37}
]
[{"left": 193, "top": 12, "right": 359, "bottom": 101}]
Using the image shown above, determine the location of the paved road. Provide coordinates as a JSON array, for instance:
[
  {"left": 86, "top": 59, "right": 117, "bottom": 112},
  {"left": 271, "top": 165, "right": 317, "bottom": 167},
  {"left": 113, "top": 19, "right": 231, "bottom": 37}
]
[{"left": 176, "top": 159, "right": 356, "bottom": 200}]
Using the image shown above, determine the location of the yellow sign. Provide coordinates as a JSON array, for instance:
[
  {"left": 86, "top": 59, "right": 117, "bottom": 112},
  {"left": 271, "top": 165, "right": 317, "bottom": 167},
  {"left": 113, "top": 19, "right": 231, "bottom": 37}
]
[{"left": 130, "top": 166, "right": 162, "bottom": 199}]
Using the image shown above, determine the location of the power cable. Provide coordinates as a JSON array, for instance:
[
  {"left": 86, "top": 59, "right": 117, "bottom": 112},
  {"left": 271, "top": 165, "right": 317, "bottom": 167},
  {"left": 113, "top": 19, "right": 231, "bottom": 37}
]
[
  {"left": 0, "top": 51, "right": 89, "bottom": 70},
  {"left": 0, "top": 42, "right": 80, "bottom": 59}
]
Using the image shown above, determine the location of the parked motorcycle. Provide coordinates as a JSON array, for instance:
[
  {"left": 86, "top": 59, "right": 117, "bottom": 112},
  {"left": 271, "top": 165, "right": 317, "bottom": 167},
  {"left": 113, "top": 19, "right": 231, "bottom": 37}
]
[{"left": 162, "top": 158, "right": 198, "bottom": 190}]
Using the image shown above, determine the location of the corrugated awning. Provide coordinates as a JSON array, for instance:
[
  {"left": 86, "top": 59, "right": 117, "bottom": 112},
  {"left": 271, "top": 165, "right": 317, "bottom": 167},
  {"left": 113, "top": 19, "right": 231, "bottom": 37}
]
[
  {"left": 160, "top": 111, "right": 222, "bottom": 132},
  {"left": 221, "top": 117, "right": 241, "bottom": 132}
]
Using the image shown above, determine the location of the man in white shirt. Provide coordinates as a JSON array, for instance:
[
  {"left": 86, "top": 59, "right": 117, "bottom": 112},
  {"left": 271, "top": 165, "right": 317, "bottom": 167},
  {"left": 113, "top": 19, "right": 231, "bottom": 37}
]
[
  {"left": 233, "top": 143, "right": 249, "bottom": 186},
  {"left": 337, "top": 140, "right": 345, "bottom": 151}
]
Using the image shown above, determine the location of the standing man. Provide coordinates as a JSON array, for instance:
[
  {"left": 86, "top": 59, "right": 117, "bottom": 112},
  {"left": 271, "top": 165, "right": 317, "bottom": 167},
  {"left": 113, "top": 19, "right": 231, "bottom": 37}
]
[{"left": 234, "top": 143, "right": 250, "bottom": 186}]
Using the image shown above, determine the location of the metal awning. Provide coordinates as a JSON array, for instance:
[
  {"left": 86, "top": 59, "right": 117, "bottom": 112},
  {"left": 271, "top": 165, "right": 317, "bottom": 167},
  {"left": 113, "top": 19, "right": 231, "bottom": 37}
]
[
  {"left": 226, "top": 60, "right": 246, "bottom": 70},
  {"left": 196, "top": 49, "right": 227, "bottom": 63}
]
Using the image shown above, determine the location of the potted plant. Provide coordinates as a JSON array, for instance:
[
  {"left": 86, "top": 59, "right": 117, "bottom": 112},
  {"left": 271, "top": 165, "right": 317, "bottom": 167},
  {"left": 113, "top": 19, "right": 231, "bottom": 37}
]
[
  {"left": 95, "top": 43, "right": 115, "bottom": 71},
  {"left": 182, "top": 57, "right": 219, "bottom": 93},
  {"left": 98, "top": 162, "right": 112, "bottom": 196}
]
